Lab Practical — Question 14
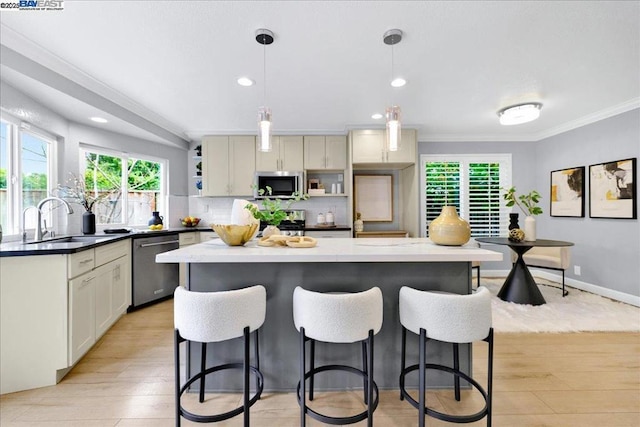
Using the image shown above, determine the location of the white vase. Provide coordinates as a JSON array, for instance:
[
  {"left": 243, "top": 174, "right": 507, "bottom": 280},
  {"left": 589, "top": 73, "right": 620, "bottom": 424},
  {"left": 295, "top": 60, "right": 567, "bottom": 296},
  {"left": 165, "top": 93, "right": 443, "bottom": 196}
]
[
  {"left": 524, "top": 215, "right": 536, "bottom": 241},
  {"left": 262, "top": 225, "right": 281, "bottom": 238}
]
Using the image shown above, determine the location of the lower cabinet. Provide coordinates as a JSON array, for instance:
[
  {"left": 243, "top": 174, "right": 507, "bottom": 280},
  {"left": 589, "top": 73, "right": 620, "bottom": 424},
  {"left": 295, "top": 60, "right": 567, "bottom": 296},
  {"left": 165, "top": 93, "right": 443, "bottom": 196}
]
[
  {"left": 178, "top": 232, "right": 199, "bottom": 287},
  {"left": 68, "top": 242, "right": 131, "bottom": 365}
]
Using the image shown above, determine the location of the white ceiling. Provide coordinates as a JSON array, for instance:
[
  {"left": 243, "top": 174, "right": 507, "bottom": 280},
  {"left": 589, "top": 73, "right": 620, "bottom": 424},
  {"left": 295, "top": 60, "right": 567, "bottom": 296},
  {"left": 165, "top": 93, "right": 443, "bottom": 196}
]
[{"left": 1, "top": 1, "right": 639, "bottom": 149}]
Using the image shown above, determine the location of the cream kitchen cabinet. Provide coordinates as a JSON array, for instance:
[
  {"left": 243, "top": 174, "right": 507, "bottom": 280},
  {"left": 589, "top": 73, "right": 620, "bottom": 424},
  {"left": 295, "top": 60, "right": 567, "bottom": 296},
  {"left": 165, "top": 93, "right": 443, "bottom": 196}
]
[
  {"left": 351, "top": 129, "right": 416, "bottom": 165},
  {"left": 69, "top": 240, "right": 131, "bottom": 365},
  {"left": 256, "top": 136, "right": 304, "bottom": 171},
  {"left": 202, "top": 136, "right": 256, "bottom": 196},
  {"left": 0, "top": 239, "right": 131, "bottom": 394},
  {"left": 304, "top": 136, "right": 347, "bottom": 170}
]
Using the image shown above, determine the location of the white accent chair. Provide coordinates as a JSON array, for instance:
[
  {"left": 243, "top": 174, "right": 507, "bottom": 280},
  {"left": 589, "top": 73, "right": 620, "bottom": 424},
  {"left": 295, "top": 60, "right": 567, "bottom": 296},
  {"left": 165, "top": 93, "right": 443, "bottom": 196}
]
[
  {"left": 174, "top": 285, "right": 266, "bottom": 427},
  {"left": 511, "top": 246, "right": 571, "bottom": 296},
  {"left": 399, "top": 286, "right": 494, "bottom": 427},
  {"left": 293, "top": 286, "right": 383, "bottom": 427}
]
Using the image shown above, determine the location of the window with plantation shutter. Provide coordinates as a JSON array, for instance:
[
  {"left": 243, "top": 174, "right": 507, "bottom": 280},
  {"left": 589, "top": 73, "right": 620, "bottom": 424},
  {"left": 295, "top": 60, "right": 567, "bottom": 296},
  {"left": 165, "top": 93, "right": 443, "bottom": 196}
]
[{"left": 420, "top": 154, "right": 512, "bottom": 238}]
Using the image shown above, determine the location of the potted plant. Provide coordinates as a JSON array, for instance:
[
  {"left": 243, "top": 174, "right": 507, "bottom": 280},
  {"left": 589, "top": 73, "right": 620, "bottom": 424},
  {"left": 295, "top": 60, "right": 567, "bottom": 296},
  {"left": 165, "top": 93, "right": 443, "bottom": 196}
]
[
  {"left": 245, "top": 186, "right": 309, "bottom": 237},
  {"left": 54, "top": 173, "right": 110, "bottom": 235},
  {"left": 502, "top": 187, "right": 542, "bottom": 241}
]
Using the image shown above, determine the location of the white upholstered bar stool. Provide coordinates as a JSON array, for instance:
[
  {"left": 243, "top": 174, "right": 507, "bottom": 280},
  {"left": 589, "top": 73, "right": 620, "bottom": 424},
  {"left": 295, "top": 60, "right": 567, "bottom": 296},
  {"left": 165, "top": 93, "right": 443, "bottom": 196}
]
[
  {"left": 399, "top": 286, "right": 494, "bottom": 427},
  {"left": 293, "top": 286, "right": 384, "bottom": 427},
  {"left": 174, "top": 285, "right": 266, "bottom": 427}
]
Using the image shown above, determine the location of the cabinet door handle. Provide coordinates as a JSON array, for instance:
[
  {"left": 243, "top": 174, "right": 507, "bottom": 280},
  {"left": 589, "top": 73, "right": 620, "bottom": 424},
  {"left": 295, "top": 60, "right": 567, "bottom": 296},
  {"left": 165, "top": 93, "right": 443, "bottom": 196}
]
[
  {"left": 80, "top": 276, "right": 95, "bottom": 289},
  {"left": 79, "top": 258, "right": 94, "bottom": 265}
]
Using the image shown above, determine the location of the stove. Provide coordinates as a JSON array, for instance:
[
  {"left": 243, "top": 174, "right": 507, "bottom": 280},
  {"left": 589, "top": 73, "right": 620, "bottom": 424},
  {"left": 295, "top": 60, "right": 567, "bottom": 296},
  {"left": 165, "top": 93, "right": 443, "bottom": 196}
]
[{"left": 259, "top": 209, "right": 306, "bottom": 236}]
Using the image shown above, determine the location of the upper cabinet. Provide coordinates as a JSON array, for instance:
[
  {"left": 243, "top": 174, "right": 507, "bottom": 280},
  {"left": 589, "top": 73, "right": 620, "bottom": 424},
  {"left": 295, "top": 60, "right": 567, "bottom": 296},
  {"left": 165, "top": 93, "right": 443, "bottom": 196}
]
[
  {"left": 351, "top": 129, "right": 416, "bottom": 166},
  {"left": 304, "top": 136, "right": 347, "bottom": 170},
  {"left": 202, "top": 136, "right": 256, "bottom": 196},
  {"left": 256, "top": 136, "right": 304, "bottom": 171}
]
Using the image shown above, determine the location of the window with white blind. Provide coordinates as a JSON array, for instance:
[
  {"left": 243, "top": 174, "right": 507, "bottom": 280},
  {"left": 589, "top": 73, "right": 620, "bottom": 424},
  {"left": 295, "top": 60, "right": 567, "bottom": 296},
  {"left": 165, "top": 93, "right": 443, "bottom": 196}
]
[{"left": 420, "top": 154, "right": 512, "bottom": 237}]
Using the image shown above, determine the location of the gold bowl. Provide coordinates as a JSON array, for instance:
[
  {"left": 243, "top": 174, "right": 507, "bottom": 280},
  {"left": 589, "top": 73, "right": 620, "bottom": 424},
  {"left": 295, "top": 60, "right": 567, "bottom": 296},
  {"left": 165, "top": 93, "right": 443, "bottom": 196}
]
[{"left": 212, "top": 223, "right": 258, "bottom": 246}]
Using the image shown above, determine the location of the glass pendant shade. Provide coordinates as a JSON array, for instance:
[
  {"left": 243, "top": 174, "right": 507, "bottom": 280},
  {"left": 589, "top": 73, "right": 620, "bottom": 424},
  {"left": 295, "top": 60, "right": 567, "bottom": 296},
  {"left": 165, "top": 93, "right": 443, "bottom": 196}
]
[
  {"left": 386, "top": 105, "right": 401, "bottom": 152},
  {"left": 258, "top": 107, "right": 272, "bottom": 152}
]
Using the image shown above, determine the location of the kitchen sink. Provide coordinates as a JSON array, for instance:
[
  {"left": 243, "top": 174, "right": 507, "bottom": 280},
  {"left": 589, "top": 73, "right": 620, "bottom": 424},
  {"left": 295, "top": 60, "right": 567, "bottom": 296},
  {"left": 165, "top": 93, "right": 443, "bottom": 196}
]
[{"left": 25, "top": 235, "right": 118, "bottom": 245}]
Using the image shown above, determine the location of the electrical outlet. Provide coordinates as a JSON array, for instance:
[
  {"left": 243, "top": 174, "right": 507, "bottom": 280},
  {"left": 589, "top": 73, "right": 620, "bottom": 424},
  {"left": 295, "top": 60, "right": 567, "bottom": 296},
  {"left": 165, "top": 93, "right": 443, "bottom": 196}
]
[
  {"left": 574, "top": 265, "right": 581, "bottom": 276},
  {"left": 338, "top": 174, "right": 344, "bottom": 182}
]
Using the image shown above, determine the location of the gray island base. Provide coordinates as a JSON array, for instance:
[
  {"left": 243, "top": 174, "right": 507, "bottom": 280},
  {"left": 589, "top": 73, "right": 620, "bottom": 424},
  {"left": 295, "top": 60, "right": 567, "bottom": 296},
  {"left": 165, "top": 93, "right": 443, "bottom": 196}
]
[{"left": 156, "top": 238, "right": 503, "bottom": 392}]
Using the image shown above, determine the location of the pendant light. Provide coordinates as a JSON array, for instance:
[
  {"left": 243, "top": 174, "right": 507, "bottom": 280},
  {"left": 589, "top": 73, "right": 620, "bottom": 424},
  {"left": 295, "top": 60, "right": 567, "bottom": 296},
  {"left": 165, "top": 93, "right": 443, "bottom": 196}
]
[
  {"left": 256, "top": 29, "right": 274, "bottom": 152},
  {"left": 384, "top": 29, "right": 403, "bottom": 152}
]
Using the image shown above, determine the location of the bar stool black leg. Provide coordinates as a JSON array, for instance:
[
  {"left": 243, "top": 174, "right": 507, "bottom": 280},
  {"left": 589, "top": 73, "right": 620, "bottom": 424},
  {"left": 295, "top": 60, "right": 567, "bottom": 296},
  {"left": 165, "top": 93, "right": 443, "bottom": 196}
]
[
  {"left": 254, "top": 329, "right": 260, "bottom": 397},
  {"left": 362, "top": 341, "right": 369, "bottom": 404},
  {"left": 367, "top": 330, "right": 374, "bottom": 427},
  {"left": 174, "top": 330, "right": 181, "bottom": 427},
  {"left": 400, "top": 327, "right": 406, "bottom": 401},
  {"left": 199, "top": 342, "right": 207, "bottom": 403},
  {"left": 486, "top": 328, "right": 494, "bottom": 427},
  {"left": 453, "top": 342, "right": 461, "bottom": 401},
  {"left": 419, "top": 328, "right": 426, "bottom": 427},
  {"left": 309, "top": 338, "right": 315, "bottom": 401},
  {"left": 300, "top": 327, "right": 306, "bottom": 427},
  {"left": 243, "top": 327, "right": 250, "bottom": 427}
]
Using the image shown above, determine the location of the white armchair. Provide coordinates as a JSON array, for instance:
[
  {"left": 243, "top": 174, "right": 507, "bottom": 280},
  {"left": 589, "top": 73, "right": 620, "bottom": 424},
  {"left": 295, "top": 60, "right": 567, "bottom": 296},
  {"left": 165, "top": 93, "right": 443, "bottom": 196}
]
[{"left": 511, "top": 246, "right": 572, "bottom": 296}]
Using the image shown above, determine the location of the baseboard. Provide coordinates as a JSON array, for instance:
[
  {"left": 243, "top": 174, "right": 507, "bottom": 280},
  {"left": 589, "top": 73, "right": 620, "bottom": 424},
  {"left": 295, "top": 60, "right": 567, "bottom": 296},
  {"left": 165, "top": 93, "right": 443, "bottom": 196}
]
[{"left": 475, "top": 269, "right": 640, "bottom": 307}]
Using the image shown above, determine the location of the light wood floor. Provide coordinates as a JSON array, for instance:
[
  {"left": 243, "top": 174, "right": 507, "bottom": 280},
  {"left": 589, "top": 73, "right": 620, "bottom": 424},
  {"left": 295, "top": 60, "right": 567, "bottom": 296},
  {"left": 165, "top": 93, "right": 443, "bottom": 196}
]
[{"left": 1, "top": 298, "right": 639, "bottom": 427}]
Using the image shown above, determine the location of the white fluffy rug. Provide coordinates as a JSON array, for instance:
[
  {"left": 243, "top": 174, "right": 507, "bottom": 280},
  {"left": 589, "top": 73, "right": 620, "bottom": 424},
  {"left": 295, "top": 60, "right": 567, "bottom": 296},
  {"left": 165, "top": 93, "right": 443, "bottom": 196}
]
[{"left": 482, "top": 277, "right": 640, "bottom": 333}]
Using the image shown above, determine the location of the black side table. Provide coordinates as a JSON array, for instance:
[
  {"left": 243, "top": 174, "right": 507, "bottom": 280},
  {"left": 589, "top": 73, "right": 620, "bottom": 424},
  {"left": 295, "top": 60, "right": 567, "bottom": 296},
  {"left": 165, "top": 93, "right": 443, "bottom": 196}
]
[{"left": 475, "top": 237, "right": 574, "bottom": 305}]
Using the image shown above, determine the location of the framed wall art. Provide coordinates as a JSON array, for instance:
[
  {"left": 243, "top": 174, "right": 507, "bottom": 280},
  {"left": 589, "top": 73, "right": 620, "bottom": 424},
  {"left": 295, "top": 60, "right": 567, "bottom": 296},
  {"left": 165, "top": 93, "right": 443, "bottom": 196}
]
[
  {"left": 550, "top": 166, "right": 585, "bottom": 217},
  {"left": 354, "top": 175, "right": 393, "bottom": 221},
  {"left": 589, "top": 157, "right": 636, "bottom": 219}
]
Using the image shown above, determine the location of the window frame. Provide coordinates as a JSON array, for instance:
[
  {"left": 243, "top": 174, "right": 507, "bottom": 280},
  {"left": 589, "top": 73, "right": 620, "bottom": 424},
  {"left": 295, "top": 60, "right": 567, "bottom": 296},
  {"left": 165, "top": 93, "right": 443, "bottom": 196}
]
[
  {"left": 420, "top": 153, "right": 512, "bottom": 238},
  {"left": 1, "top": 116, "right": 57, "bottom": 236},
  {"left": 79, "top": 144, "right": 168, "bottom": 227}
]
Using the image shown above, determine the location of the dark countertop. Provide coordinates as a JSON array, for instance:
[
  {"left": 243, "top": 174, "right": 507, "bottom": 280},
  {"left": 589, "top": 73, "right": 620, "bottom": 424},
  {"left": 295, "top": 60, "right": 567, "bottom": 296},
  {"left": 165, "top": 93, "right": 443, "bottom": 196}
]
[
  {"left": 0, "top": 227, "right": 208, "bottom": 257},
  {"left": 304, "top": 225, "right": 351, "bottom": 231}
]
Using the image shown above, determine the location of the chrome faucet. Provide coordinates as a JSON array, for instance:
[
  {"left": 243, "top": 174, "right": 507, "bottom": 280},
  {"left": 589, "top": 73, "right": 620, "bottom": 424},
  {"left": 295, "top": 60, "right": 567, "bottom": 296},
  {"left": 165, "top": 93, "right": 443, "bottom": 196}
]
[
  {"left": 34, "top": 197, "right": 74, "bottom": 241},
  {"left": 22, "top": 206, "right": 40, "bottom": 243}
]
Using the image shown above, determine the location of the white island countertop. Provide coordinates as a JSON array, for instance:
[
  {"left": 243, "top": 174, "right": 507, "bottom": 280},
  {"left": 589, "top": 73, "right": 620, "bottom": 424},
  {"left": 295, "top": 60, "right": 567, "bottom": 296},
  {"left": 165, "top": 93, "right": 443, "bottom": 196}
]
[{"left": 156, "top": 237, "right": 503, "bottom": 264}]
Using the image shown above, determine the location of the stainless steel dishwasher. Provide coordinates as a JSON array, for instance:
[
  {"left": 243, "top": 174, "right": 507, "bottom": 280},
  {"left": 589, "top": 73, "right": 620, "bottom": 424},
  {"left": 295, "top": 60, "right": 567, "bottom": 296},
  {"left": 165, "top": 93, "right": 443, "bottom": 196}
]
[{"left": 130, "top": 232, "right": 179, "bottom": 309}]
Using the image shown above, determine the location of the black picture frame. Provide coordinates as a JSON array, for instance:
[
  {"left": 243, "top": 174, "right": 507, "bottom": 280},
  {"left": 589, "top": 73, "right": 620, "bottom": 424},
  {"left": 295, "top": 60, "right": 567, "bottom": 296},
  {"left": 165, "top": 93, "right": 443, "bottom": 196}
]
[
  {"left": 589, "top": 158, "right": 637, "bottom": 219},
  {"left": 550, "top": 166, "right": 585, "bottom": 217}
]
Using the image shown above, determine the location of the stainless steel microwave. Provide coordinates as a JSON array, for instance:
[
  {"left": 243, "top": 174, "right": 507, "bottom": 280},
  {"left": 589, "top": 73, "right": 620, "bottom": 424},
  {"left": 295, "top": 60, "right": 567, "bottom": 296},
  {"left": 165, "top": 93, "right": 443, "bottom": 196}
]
[{"left": 254, "top": 171, "right": 304, "bottom": 199}]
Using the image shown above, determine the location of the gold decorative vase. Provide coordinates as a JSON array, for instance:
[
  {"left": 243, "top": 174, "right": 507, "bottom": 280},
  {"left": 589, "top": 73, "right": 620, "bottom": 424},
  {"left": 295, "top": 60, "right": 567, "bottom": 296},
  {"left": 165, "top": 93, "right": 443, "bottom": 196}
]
[{"left": 429, "top": 206, "right": 471, "bottom": 246}]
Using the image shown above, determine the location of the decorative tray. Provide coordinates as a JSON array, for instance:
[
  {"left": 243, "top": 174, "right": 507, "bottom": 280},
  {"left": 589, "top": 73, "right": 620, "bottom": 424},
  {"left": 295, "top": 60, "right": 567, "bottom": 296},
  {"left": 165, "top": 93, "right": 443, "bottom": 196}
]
[{"left": 258, "top": 235, "right": 317, "bottom": 248}]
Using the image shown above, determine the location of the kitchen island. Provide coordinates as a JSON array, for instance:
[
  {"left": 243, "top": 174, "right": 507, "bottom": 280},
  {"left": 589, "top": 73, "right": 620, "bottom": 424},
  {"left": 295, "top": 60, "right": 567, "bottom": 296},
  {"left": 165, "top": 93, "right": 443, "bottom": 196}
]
[{"left": 156, "top": 238, "right": 502, "bottom": 391}]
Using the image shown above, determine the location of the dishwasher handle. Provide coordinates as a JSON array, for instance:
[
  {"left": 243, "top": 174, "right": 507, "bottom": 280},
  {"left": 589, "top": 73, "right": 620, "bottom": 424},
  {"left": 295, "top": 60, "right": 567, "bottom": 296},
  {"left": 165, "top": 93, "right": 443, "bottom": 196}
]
[{"left": 139, "top": 239, "right": 180, "bottom": 248}]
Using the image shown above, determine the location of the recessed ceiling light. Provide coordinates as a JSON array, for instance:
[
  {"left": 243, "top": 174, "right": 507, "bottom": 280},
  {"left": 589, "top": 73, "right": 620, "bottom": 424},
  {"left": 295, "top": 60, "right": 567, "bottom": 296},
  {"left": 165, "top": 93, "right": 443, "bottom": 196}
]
[
  {"left": 237, "top": 77, "right": 255, "bottom": 87},
  {"left": 391, "top": 78, "right": 406, "bottom": 87},
  {"left": 371, "top": 113, "right": 384, "bottom": 119},
  {"left": 90, "top": 117, "right": 108, "bottom": 123},
  {"left": 497, "top": 103, "right": 542, "bottom": 125}
]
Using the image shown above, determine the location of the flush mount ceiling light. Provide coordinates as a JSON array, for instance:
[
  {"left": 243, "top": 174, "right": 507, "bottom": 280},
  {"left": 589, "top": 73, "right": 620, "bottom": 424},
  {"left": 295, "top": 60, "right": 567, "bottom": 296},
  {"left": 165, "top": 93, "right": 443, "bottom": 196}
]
[
  {"left": 256, "top": 29, "right": 274, "bottom": 152},
  {"left": 384, "top": 29, "right": 403, "bottom": 152},
  {"left": 90, "top": 117, "right": 108, "bottom": 123},
  {"left": 498, "top": 103, "right": 542, "bottom": 126},
  {"left": 391, "top": 77, "right": 406, "bottom": 87},
  {"left": 237, "top": 77, "right": 254, "bottom": 87},
  {"left": 371, "top": 113, "right": 384, "bottom": 120}
]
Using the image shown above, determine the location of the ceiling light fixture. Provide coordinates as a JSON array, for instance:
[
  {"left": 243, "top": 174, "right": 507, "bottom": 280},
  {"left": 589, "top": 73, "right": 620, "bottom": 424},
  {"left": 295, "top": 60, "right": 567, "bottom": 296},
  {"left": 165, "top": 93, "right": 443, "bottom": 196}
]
[
  {"left": 384, "top": 29, "right": 403, "bottom": 152},
  {"left": 256, "top": 29, "right": 274, "bottom": 152},
  {"left": 90, "top": 117, "right": 108, "bottom": 123},
  {"left": 391, "top": 77, "right": 406, "bottom": 87},
  {"left": 497, "top": 103, "right": 542, "bottom": 126},
  {"left": 371, "top": 113, "right": 384, "bottom": 120},
  {"left": 237, "top": 77, "right": 254, "bottom": 87}
]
